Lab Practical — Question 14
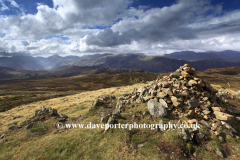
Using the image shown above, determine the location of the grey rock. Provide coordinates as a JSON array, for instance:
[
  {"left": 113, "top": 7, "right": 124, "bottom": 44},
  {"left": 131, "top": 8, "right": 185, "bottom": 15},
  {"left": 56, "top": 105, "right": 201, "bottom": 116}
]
[
  {"left": 116, "top": 100, "right": 123, "bottom": 110},
  {"left": 132, "top": 88, "right": 138, "bottom": 94},
  {"left": 8, "top": 125, "right": 21, "bottom": 130},
  {"left": 0, "top": 134, "right": 5, "bottom": 139},
  {"left": 175, "top": 91, "right": 189, "bottom": 97},
  {"left": 231, "top": 146, "right": 240, "bottom": 153},
  {"left": 178, "top": 128, "right": 191, "bottom": 141},
  {"left": 171, "top": 69, "right": 181, "bottom": 78},
  {"left": 111, "top": 95, "right": 116, "bottom": 99},
  {"left": 159, "top": 119, "right": 166, "bottom": 131},
  {"left": 200, "top": 120, "right": 211, "bottom": 129},
  {"left": 138, "top": 142, "right": 147, "bottom": 148},
  {"left": 143, "top": 111, "right": 149, "bottom": 116},
  {"left": 223, "top": 131, "right": 234, "bottom": 138},
  {"left": 136, "top": 97, "right": 143, "bottom": 103},
  {"left": 139, "top": 87, "right": 147, "bottom": 97},
  {"left": 227, "top": 106, "right": 240, "bottom": 114},
  {"left": 112, "top": 110, "right": 120, "bottom": 119},
  {"left": 101, "top": 115, "right": 110, "bottom": 123},
  {"left": 92, "top": 99, "right": 103, "bottom": 108},
  {"left": 221, "top": 121, "right": 237, "bottom": 133},
  {"left": 25, "top": 122, "right": 36, "bottom": 130},
  {"left": 102, "top": 96, "right": 109, "bottom": 101},
  {"left": 107, "top": 117, "right": 115, "bottom": 124},
  {"left": 198, "top": 130, "right": 205, "bottom": 139},
  {"left": 49, "top": 108, "right": 59, "bottom": 117},
  {"left": 162, "top": 88, "right": 173, "bottom": 96},
  {"left": 147, "top": 99, "right": 167, "bottom": 117},
  {"left": 219, "top": 136, "right": 225, "bottom": 143},
  {"left": 34, "top": 110, "right": 40, "bottom": 117},
  {"left": 215, "top": 148, "right": 226, "bottom": 158},
  {"left": 59, "top": 114, "right": 68, "bottom": 119},
  {"left": 162, "top": 82, "right": 171, "bottom": 88},
  {"left": 187, "top": 97, "right": 200, "bottom": 109}
]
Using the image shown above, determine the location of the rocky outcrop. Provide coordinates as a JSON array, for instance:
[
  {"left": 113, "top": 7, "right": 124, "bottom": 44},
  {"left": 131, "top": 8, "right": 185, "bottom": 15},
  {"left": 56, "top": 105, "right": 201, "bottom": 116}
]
[{"left": 88, "top": 63, "right": 239, "bottom": 157}]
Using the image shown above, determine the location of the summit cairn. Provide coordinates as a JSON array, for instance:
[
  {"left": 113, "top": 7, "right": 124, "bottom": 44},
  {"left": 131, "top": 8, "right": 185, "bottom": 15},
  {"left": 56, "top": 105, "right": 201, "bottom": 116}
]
[{"left": 90, "top": 64, "right": 240, "bottom": 155}]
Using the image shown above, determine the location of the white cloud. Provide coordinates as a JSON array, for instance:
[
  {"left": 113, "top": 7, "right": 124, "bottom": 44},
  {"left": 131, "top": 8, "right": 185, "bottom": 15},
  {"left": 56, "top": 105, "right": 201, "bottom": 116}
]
[
  {"left": 1, "top": 0, "right": 240, "bottom": 56},
  {"left": 0, "top": 0, "right": 9, "bottom": 11}
]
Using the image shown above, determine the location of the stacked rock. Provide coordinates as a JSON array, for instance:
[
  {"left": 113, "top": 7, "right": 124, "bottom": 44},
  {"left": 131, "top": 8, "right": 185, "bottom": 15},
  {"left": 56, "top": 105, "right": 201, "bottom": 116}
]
[{"left": 90, "top": 64, "right": 240, "bottom": 142}]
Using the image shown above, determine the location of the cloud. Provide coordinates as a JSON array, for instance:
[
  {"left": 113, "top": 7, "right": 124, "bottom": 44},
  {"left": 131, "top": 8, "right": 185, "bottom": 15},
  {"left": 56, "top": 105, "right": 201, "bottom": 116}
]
[
  {"left": 82, "top": 0, "right": 240, "bottom": 54},
  {"left": 84, "top": 0, "right": 215, "bottom": 47},
  {"left": 1, "top": 0, "right": 240, "bottom": 56},
  {"left": 0, "top": 0, "right": 9, "bottom": 11},
  {"left": 21, "top": 41, "right": 29, "bottom": 46},
  {"left": 1, "top": 0, "right": 132, "bottom": 39}
]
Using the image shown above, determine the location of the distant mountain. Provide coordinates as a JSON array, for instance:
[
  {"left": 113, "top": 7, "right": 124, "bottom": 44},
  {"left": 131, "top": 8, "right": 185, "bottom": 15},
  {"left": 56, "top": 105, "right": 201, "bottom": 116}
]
[
  {"left": 0, "top": 67, "right": 47, "bottom": 80},
  {"left": 71, "top": 53, "right": 240, "bottom": 73},
  {"left": 0, "top": 56, "right": 45, "bottom": 70},
  {"left": 35, "top": 54, "right": 82, "bottom": 70},
  {"left": 0, "top": 54, "right": 82, "bottom": 70},
  {"left": 164, "top": 50, "right": 240, "bottom": 62},
  {"left": 1, "top": 51, "right": 240, "bottom": 72},
  {"left": 164, "top": 51, "right": 225, "bottom": 61},
  {"left": 189, "top": 59, "right": 240, "bottom": 71},
  {"left": 0, "top": 65, "right": 144, "bottom": 80},
  {"left": 51, "top": 53, "right": 113, "bottom": 70},
  {"left": 214, "top": 50, "right": 240, "bottom": 62}
]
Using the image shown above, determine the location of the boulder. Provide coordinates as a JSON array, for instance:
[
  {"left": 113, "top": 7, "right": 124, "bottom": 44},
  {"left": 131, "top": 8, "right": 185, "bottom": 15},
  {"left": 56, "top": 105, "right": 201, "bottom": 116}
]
[{"left": 147, "top": 99, "right": 167, "bottom": 117}]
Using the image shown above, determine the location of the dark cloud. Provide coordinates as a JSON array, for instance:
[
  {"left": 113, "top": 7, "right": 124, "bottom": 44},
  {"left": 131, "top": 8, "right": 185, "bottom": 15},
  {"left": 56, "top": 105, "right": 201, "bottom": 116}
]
[
  {"left": 1, "top": 0, "right": 240, "bottom": 55},
  {"left": 0, "top": 51, "right": 29, "bottom": 57},
  {"left": 21, "top": 41, "right": 29, "bottom": 46}
]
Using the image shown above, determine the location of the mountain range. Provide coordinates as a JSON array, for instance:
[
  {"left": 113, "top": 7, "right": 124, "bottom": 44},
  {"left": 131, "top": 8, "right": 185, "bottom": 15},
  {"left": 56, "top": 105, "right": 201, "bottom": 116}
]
[
  {"left": 0, "top": 50, "right": 240, "bottom": 80},
  {"left": 164, "top": 50, "right": 240, "bottom": 62}
]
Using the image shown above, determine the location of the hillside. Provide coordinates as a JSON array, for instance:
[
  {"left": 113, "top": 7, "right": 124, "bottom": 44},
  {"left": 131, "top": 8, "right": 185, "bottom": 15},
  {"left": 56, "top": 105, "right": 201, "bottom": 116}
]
[
  {"left": 164, "top": 50, "right": 240, "bottom": 62},
  {"left": 0, "top": 66, "right": 145, "bottom": 81},
  {"left": 72, "top": 53, "right": 240, "bottom": 73},
  {"left": 164, "top": 51, "right": 224, "bottom": 61},
  {"left": 1, "top": 51, "right": 240, "bottom": 72},
  {"left": 0, "top": 72, "right": 157, "bottom": 112},
  {"left": 0, "top": 65, "right": 240, "bottom": 159}
]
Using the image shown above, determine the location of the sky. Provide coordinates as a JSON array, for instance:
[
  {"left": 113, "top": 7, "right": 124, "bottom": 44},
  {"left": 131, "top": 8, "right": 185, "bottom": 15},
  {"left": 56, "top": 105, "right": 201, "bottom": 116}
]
[{"left": 0, "top": 0, "right": 240, "bottom": 57}]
